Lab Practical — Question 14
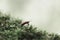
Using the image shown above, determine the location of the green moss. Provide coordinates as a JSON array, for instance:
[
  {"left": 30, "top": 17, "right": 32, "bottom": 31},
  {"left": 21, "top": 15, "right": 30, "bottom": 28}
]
[{"left": 0, "top": 12, "right": 60, "bottom": 40}]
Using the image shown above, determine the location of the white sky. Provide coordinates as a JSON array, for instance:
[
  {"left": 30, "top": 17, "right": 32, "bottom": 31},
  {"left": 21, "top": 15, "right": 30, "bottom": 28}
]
[{"left": 0, "top": 0, "right": 60, "bottom": 34}]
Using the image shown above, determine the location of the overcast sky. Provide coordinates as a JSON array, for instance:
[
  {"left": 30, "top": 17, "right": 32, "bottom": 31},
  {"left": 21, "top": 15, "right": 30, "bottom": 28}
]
[{"left": 0, "top": 0, "right": 60, "bottom": 34}]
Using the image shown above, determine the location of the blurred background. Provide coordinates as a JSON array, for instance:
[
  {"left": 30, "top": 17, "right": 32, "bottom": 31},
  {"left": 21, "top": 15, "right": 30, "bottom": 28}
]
[{"left": 0, "top": 0, "right": 60, "bottom": 34}]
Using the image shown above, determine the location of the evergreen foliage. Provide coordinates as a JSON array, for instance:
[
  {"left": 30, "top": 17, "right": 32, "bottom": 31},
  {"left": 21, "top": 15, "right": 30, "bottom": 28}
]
[{"left": 0, "top": 12, "right": 60, "bottom": 40}]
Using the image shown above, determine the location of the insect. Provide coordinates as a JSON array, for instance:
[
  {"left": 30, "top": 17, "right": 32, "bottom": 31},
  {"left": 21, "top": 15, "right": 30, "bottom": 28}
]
[{"left": 21, "top": 21, "right": 30, "bottom": 26}]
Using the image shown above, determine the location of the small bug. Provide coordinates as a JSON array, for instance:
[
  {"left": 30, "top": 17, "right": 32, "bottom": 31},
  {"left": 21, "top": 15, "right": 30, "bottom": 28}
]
[{"left": 21, "top": 21, "right": 30, "bottom": 26}]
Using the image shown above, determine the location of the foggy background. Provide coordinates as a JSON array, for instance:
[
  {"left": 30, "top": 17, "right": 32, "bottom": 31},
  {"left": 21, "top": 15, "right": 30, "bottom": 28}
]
[{"left": 0, "top": 0, "right": 60, "bottom": 34}]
